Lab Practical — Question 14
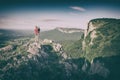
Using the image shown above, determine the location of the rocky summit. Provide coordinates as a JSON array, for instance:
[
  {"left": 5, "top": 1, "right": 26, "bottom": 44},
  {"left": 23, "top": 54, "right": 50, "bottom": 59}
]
[{"left": 0, "top": 38, "right": 80, "bottom": 80}]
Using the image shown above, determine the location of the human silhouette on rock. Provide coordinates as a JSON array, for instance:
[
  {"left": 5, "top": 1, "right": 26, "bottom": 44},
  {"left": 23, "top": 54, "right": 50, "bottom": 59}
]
[{"left": 34, "top": 26, "right": 41, "bottom": 48}]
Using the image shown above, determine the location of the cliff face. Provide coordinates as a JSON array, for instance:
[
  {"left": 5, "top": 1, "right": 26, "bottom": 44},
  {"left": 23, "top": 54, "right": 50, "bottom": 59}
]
[
  {"left": 82, "top": 18, "right": 120, "bottom": 61},
  {"left": 80, "top": 19, "right": 120, "bottom": 80}
]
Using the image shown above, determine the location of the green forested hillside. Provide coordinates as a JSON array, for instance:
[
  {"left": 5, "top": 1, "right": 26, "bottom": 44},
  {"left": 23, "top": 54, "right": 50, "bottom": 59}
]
[{"left": 40, "top": 28, "right": 83, "bottom": 41}]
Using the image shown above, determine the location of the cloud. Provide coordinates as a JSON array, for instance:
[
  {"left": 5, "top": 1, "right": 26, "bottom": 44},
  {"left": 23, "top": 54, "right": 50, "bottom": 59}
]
[
  {"left": 70, "top": 6, "right": 86, "bottom": 12},
  {"left": 41, "top": 19, "right": 62, "bottom": 22},
  {"left": 69, "top": 12, "right": 80, "bottom": 16}
]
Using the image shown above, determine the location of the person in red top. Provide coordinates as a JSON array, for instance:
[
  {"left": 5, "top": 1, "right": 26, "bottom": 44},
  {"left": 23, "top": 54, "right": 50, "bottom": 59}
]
[
  {"left": 34, "top": 26, "right": 39, "bottom": 35},
  {"left": 34, "top": 26, "right": 41, "bottom": 48}
]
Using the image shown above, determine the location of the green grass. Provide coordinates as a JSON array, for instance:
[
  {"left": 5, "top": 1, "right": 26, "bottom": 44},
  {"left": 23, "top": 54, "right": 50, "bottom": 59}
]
[{"left": 61, "top": 39, "right": 83, "bottom": 59}]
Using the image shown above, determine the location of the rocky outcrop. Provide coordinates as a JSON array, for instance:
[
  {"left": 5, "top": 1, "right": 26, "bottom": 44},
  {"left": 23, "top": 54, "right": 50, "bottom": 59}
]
[
  {"left": 27, "top": 42, "right": 40, "bottom": 55},
  {"left": 42, "top": 39, "right": 53, "bottom": 44},
  {"left": 53, "top": 43, "right": 62, "bottom": 52},
  {"left": 0, "top": 37, "right": 80, "bottom": 80},
  {"left": 82, "top": 59, "right": 110, "bottom": 78},
  {"left": 0, "top": 45, "right": 14, "bottom": 51},
  {"left": 52, "top": 42, "right": 68, "bottom": 59},
  {"left": 25, "top": 38, "right": 68, "bottom": 59}
]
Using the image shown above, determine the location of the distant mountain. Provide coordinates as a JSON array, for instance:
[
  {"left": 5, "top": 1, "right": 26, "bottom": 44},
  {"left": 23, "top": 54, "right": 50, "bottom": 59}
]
[
  {"left": 0, "top": 29, "right": 33, "bottom": 48},
  {"left": 0, "top": 27, "right": 84, "bottom": 43},
  {"left": 56, "top": 27, "right": 84, "bottom": 33},
  {"left": 40, "top": 27, "right": 84, "bottom": 41}
]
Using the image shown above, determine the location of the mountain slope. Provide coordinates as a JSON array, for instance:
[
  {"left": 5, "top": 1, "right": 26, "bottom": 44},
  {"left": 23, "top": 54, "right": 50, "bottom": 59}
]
[
  {"left": 62, "top": 18, "right": 120, "bottom": 80},
  {"left": 56, "top": 27, "right": 84, "bottom": 33},
  {"left": 40, "top": 28, "right": 84, "bottom": 41}
]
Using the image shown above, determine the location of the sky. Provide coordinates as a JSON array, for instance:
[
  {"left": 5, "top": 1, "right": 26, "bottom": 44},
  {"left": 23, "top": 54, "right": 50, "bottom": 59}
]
[{"left": 0, "top": 0, "right": 120, "bottom": 30}]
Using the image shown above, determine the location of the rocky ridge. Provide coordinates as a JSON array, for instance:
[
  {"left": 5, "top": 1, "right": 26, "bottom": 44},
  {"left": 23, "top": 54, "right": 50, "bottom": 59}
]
[{"left": 56, "top": 27, "right": 84, "bottom": 33}]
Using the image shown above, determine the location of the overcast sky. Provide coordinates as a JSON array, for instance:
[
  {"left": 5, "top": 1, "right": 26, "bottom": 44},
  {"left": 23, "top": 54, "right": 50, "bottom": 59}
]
[{"left": 0, "top": 0, "right": 120, "bottom": 30}]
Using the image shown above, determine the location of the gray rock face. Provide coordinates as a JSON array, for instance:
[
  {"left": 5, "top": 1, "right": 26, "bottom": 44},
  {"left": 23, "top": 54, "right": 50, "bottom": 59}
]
[
  {"left": 89, "top": 61, "right": 110, "bottom": 78},
  {"left": 53, "top": 43, "right": 62, "bottom": 52},
  {"left": 82, "top": 60, "right": 110, "bottom": 78},
  {"left": 27, "top": 42, "right": 40, "bottom": 55}
]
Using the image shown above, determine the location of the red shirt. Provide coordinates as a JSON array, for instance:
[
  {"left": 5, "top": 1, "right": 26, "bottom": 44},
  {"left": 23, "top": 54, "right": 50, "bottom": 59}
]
[{"left": 34, "top": 28, "right": 39, "bottom": 35}]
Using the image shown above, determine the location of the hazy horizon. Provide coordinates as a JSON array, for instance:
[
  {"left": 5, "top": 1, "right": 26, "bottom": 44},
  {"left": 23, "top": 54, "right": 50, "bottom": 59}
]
[{"left": 0, "top": 0, "right": 120, "bottom": 30}]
